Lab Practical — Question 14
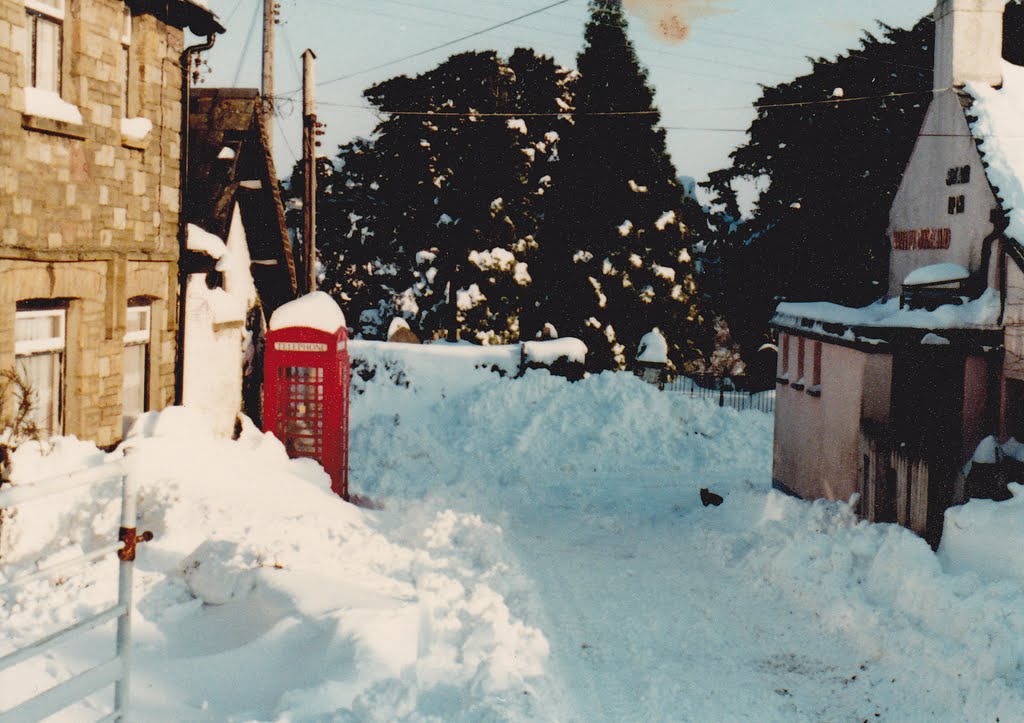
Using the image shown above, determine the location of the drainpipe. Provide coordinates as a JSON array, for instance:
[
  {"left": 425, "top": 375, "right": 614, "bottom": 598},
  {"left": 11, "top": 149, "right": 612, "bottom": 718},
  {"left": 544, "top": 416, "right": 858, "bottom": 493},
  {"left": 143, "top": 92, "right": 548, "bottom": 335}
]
[
  {"left": 983, "top": 208, "right": 1010, "bottom": 326},
  {"left": 174, "top": 33, "right": 218, "bottom": 405}
]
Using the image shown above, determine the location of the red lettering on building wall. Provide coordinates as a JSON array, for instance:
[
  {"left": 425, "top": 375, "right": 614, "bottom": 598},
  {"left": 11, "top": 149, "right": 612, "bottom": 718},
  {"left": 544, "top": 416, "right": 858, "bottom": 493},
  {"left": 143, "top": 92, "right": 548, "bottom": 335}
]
[{"left": 891, "top": 228, "right": 952, "bottom": 250}]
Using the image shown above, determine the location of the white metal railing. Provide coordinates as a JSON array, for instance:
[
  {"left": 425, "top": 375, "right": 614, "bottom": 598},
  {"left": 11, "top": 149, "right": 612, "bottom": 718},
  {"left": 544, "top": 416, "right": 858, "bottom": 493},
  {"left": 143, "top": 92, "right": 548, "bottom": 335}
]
[{"left": 0, "top": 448, "right": 147, "bottom": 722}]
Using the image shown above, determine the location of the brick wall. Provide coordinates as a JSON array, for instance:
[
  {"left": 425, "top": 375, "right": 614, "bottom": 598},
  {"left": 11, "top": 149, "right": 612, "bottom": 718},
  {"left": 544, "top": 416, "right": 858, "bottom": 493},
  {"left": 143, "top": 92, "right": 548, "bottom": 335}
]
[{"left": 0, "top": 0, "right": 187, "bottom": 446}]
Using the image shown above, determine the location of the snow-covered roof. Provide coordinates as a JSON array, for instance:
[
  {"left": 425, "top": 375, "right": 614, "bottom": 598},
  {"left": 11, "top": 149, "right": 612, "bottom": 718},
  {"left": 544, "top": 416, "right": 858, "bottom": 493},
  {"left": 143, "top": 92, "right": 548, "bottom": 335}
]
[
  {"left": 967, "top": 61, "right": 1024, "bottom": 246},
  {"left": 773, "top": 288, "right": 1001, "bottom": 339},
  {"left": 269, "top": 291, "right": 346, "bottom": 333}
]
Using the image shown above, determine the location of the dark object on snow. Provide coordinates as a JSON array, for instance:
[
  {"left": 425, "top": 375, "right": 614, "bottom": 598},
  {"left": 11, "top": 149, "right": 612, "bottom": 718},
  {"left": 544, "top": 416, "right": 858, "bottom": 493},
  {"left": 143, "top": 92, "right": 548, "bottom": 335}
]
[{"left": 700, "top": 488, "right": 723, "bottom": 507}]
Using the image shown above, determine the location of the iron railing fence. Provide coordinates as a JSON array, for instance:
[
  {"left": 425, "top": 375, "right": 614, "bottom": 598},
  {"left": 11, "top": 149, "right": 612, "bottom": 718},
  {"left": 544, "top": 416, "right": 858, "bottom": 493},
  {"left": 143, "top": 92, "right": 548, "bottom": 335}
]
[{"left": 664, "top": 376, "right": 776, "bottom": 414}]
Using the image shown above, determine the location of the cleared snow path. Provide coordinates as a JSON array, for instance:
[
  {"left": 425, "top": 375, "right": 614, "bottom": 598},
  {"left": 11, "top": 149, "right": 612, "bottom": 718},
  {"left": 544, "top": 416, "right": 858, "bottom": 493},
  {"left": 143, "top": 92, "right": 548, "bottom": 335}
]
[{"left": 504, "top": 480, "right": 878, "bottom": 722}]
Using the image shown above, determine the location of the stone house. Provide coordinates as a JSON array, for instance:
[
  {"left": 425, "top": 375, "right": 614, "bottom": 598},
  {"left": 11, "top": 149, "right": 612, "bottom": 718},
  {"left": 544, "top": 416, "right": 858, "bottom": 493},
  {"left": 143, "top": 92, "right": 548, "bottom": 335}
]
[
  {"left": 0, "top": 0, "right": 221, "bottom": 445},
  {"left": 771, "top": 0, "right": 1024, "bottom": 546}
]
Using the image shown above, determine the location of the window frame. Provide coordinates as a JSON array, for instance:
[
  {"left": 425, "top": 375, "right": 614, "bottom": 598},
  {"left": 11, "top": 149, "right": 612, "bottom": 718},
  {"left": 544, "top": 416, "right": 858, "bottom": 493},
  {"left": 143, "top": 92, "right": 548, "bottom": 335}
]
[
  {"left": 122, "top": 303, "right": 152, "bottom": 434},
  {"left": 790, "top": 336, "right": 807, "bottom": 391},
  {"left": 807, "top": 341, "right": 823, "bottom": 397},
  {"left": 24, "top": 0, "right": 64, "bottom": 95},
  {"left": 121, "top": 6, "right": 133, "bottom": 116},
  {"left": 14, "top": 305, "right": 67, "bottom": 437}
]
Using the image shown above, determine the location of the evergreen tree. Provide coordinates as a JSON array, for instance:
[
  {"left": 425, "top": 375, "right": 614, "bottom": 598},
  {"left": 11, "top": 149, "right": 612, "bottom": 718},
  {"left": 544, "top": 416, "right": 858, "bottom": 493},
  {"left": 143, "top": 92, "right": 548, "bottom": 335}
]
[
  {"left": 315, "top": 50, "right": 572, "bottom": 342},
  {"left": 545, "top": 0, "right": 704, "bottom": 372}
]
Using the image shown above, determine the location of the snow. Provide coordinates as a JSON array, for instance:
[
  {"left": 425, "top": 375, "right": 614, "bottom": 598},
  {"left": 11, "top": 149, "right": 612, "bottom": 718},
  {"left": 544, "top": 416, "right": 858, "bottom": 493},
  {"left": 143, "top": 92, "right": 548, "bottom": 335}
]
[
  {"left": 654, "top": 209, "right": 676, "bottom": 231},
  {"left": 652, "top": 264, "right": 676, "bottom": 282},
  {"left": 617, "top": 219, "right": 633, "bottom": 237},
  {"left": 269, "top": 291, "right": 346, "bottom": 333},
  {"left": 506, "top": 118, "right": 528, "bottom": 135},
  {"left": 120, "top": 116, "right": 153, "bottom": 140},
  {"left": 22, "top": 87, "right": 83, "bottom": 125},
  {"left": 513, "top": 261, "right": 531, "bottom": 286},
  {"left": 521, "top": 337, "right": 587, "bottom": 365},
  {"left": 774, "top": 288, "right": 1001, "bottom": 334},
  {"left": 635, "top": 327, "right": 669, "bottom": 363},
  {"left": 186, "top": 223, "right": 227, "bottom": 259},
  {"left": 182, "top": 275, "right": 246, "bottom": 436},
  {"left": 10, "top": 348, "right": 1024, "bottom": 720},
  {"left": 967, "top": 61, "right": 1024, "bottom": 245},
  {"left": 386, "top": 316, "right": 410, "bottom": 339},
  {"left": 940, "top": 483, "right": 1024, "bottom": 584},
  {"left": 221, "top": 204, "right": 258, "bottom": 310},
  {"left": 468, "top": 247, "right": 516, "bottom": 272},
  {"left": 456, "top": 283, "right": 486, "bottom": 311},
  {"left": 903, "top": 262, "right": 969, "bottom": 286}
]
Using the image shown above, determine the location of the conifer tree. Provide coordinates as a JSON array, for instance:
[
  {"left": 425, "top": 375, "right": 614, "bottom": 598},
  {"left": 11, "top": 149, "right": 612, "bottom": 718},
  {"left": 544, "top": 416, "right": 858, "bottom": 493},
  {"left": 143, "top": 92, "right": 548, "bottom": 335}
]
[
  {"left": 316, "top": 50, "right": 572, "bottom": 342},
  {"left": 544, "top": 0, "right": 703, "bottom": 371}
]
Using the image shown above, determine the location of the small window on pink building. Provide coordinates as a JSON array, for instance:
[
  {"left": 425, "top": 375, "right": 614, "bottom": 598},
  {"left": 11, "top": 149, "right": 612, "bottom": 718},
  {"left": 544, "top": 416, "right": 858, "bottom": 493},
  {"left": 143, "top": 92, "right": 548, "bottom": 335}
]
[
  {"left": 778, "top": 334, "right": 790, "bottom": 384},
  {"left": 792, "top": 337, "right": 806, "bottom": 390},
  {"left": 808, "top": 341, "right": 822, "bottom": 397}
]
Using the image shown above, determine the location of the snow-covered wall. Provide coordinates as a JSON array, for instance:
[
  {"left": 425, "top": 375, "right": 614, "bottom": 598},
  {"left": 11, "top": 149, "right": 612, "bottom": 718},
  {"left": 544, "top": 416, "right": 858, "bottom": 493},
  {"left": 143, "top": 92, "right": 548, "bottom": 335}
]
[{"left": 182, "top": 274, "right": 246, "bottom": 438}]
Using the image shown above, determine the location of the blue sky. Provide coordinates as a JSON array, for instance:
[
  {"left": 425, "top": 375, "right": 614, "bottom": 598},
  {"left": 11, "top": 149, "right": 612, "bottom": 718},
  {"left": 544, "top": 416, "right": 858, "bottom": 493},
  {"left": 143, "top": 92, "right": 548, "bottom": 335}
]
[{"left": 189, "top": 0, "right": 935, "bottom": 183}]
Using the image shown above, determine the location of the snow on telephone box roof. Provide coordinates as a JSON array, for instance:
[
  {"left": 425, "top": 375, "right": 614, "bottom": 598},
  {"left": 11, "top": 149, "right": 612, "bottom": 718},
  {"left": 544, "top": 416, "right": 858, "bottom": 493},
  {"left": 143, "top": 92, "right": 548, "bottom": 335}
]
[{"left": 269, "top": 291, "right": 347, "bottom": 334}]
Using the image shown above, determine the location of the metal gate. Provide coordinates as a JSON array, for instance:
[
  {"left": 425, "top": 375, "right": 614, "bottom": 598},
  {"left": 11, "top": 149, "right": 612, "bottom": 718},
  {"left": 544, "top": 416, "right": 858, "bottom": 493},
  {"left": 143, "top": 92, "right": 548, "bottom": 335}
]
[{"left": 0, "top": 448, "right": 148, "bottom": 722}]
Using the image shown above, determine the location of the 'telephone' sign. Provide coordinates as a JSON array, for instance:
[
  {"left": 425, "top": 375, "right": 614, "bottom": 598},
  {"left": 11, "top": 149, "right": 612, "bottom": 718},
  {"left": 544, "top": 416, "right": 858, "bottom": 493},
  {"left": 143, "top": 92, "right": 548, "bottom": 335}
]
[{"left": 274, "top": 341, "right": 329, "bottom": 353}]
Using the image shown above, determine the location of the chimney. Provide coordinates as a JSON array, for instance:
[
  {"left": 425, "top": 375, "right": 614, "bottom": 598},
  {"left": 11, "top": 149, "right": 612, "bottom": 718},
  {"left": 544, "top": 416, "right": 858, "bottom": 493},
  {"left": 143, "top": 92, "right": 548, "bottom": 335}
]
[{"left": 934, "top": 0, "right": 1004, "bottom": 89}]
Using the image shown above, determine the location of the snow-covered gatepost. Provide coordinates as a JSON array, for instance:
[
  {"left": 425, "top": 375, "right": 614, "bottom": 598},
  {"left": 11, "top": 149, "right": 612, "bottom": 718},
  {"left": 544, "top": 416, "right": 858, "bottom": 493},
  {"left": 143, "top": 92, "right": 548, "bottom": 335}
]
[
  {"left": 263, "top": 292, "right": 351, "bottom": 499},
  {"left": 634, "top": 328, "right": 669, "bottom": 388}
]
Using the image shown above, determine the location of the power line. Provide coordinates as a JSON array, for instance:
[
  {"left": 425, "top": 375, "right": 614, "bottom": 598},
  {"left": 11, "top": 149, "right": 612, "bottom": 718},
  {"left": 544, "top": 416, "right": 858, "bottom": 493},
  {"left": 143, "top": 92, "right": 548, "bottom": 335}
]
[
  {"left": 312, "top": 86, "right": 943, "bottom": 118},
  {"left": 221, "top": 0, "right": 245, "bottom": 25},
  {"left": 232, "top": 0, "right": 262, "bottom": 87},
  {"left": 300, "top": 0, "right": 574, "bottom": 91}
]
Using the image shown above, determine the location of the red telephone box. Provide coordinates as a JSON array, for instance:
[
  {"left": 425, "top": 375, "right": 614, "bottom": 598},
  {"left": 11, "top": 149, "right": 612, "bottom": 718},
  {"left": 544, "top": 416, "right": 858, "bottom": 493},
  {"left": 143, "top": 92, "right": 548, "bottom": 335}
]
[{"left": 263, "top": 293, "right": 350, "bottom": 499}]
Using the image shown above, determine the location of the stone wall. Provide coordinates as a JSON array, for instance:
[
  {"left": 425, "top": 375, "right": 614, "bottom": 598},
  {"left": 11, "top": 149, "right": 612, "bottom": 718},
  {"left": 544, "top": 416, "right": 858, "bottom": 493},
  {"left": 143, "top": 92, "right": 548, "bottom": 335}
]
[{"left": 0, "top": 0, "right": 186, "bottom": 446}]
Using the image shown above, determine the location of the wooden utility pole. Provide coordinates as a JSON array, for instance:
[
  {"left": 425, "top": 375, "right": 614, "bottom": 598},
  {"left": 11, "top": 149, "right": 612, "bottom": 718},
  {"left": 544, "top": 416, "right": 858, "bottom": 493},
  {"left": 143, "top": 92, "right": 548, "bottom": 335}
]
[
  {"left": 302, "top": 49, "right": 318, "bottom": 293},
  {"left": 262, "top": 0, "right": 276, "bottom": 153}
]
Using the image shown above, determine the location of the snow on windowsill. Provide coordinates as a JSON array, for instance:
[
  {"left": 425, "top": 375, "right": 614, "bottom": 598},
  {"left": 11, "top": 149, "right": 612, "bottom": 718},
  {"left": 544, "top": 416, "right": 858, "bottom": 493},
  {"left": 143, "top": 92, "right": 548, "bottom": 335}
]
[
  {"left": 23, "top": 87, "right": 83, "bottom": 125},
  {"left": 121, "top": 116, "right": 153, "bottom": 140}
]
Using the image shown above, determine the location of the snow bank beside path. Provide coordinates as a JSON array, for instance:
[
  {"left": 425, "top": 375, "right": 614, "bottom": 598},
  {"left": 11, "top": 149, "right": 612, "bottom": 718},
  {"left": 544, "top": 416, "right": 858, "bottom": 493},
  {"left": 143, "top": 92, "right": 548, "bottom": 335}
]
[{"left": 0, "top": 410, "right": 553, "bottom": 721}]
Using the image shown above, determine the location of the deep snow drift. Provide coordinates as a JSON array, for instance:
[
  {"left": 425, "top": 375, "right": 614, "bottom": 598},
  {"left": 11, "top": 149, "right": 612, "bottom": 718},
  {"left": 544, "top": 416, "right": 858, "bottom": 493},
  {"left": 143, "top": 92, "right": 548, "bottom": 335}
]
[{"left": 3, "top": 345, "right": 1024, "bottom": 721}]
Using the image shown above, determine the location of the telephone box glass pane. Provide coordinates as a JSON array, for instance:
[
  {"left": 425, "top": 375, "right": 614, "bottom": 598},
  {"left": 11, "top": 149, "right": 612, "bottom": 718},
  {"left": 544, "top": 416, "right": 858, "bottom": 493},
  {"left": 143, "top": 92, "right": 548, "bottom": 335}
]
[{"left": 279, "top": 366, "right": 324, "bottom": 457}]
